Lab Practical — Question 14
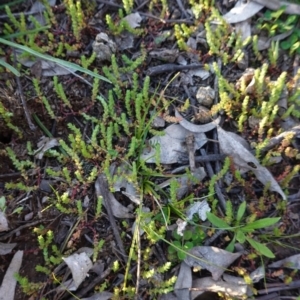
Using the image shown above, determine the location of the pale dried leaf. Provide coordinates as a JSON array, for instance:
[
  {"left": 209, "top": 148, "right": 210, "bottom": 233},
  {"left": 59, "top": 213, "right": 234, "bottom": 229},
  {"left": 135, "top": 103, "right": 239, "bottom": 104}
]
[
  {"left": 0, "top": 250, "right": 23, "bottom": 300},
  {"left": 191, "top": 277, "right": 248, "bottom": 299},
  {"left": 0, "top": 211, "right": 8, "bottom": 232},
  {"left": 174, "top": 261, "right": 192, "bottom": 300},
  {"left": 63, "top": 252, "right": 93, "bottom": 291},
  {"left": 34, "top": 137, "right": 59, "bottom": 159},
  {"left": 184, "top": 246, "right": 242, "bottom": 280},
  {"left": 30, "top": 0, "right": 56, "bottom": 13},
  {"left": 122, "top": 12, "right": 142, "bottom": 29},
  {"left": 223, "top": 0, "right": 264, "bottom": 23},
  {"left": 95, "top": 175, "right": 134, "bottom": 218},
  {"left": 81, "top": 292, "right": 114, "bottom": 300},
  {"left": 269, "top": 253, "right": 300, "bottom": 269},
  {"left": 141, "top": 124, "right": 207, "bottom": 164},
  {"left": 217, "top": 127, "right": 286, "bottom": 200},
  {"left": 186, "top": 199, "right": 211, "bottom": 221},
  {"left": 0, "top": 243, "right": 17, "bottom": 255},
  {"left": 250, "top": 266, "right": 265, "bottom": 283},
  {"left": 112, "top": 163, "right": 140, "bottom": 204}
]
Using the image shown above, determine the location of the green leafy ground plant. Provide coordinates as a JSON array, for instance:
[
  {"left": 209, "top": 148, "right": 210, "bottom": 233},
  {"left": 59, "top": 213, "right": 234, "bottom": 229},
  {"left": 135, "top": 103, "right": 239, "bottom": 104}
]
[{"left": 207, "top": 201, "right": 281, "bottom": 258}]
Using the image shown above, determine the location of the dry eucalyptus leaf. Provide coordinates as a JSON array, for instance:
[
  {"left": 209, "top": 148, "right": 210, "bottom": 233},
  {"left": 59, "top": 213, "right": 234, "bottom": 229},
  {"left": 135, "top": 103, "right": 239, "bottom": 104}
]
[
  {"left": 235, "top": 19, "right": 251, "bottom": 42},
  {"left": 184, "top": 246, "right": 242, "bottom": 280},
  {"left": 223, "top": 0, "right": 264, "bottom": 23},
  {"left": 0, "top": 250, "right": 23, "bottom": 300},
  {"left": 250, "top": 266, "right": 265, "bottom": 283},
  {"left": 174, "top": 261, "right": 192, "bottom": 300},
  {"left": 268, "top": 253, "right": 300, "bottom": 269},
  {"left": 0, "top": 211, "right": 8, "bottom": 232},
  {"left": 141, "top": 124, "right": 207, "bottom": 164},
  {"left": 95, "top": 175, "right": 134, "bottom": 218},
  {"left": 0, "top": 242, "right": 17, "bottom": 255},
  {"left": 111, "top": 163, "right": 140, "bottom": 204},
  {"left": 217, "top": 127, "right": 286, "bottom": 200},
  {"left": 191, "top": 277, "right": 248, "bottom": 299},
  {"left": 17, "top": 54, "right": 76, "bottom": 76},
  {"left": 257, "top": 30, "right": 293, "bottom": 50},
  {"left": 253, "top": 0, "right": 300, "bottom": 15},
  {"left": 81, "top": 292, "right": 114, "bottom": 300},
  {"left": 63, "top": 252, "right": 93, "bottom": 291}
]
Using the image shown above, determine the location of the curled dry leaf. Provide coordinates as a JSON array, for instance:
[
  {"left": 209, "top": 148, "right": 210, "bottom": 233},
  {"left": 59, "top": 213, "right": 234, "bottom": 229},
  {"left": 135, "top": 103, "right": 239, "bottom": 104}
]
[
  {"left": 0, "top": 250, "right": 23, "bottom": 300},
  {"left": 34, "top": 137, "right": 59, "bottom": 159},
  {"left": 95, "top": 175, "right": 134, "bottom": 218},
  {"left": 63, "top": 252, "right": 93, "bottom": 291},
  {"left": 184, "top": 246, "right": 242, "bottom": 280},
  {"left": 175, "top": 110, "right": 219, "bottom": 133},
  {"left": 217, "top": 127, "right": 286, "bottom": 200}
]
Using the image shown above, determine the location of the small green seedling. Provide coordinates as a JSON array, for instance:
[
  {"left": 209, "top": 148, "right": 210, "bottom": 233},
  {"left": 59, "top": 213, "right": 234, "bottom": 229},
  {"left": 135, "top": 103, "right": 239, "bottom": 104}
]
[
  {"left": 206, "top": 201, "right": 280, "bottom": 258},
  {"left": 168, "top": 227, "right": 205, "bottom": 260}
]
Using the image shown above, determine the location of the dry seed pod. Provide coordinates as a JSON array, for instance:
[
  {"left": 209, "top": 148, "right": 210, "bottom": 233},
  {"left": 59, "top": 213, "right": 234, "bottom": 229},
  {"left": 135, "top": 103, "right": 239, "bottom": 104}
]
[{"left": 193, "top": 106, "right": 212, "bottom": 124}]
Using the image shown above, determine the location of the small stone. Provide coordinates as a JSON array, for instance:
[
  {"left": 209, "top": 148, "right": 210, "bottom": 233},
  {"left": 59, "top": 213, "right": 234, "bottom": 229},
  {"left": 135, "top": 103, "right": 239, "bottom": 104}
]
[
  {"left": 93, "top": 33, "right": 117, "bottom": 62},
  {"left": 152, "top": 116, "right": 165, "bottom": 128},
  {"left": 248, "top": 115, "right": 261, "bottom": 129},
  {"left": 196, "top": 86, "right": 215, "bottom": 107}
]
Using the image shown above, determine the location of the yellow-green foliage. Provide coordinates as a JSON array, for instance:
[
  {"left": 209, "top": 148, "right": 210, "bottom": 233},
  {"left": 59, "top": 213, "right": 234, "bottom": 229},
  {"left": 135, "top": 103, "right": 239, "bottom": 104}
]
[
  {"left": 212, "top": 62, "right": 291, "bottom": 137},
  {"left": 0, "top": 102, "right": 22, "bottom": 137}
]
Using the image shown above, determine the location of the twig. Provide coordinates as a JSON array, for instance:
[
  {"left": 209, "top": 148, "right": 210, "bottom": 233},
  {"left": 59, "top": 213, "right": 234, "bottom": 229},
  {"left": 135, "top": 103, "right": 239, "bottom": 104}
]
[
  {"left": 204, "top": 229, "right": 225, "bottom": 246},
  {"left": 13, "top": 60, "right": 36, "bottom": 131},
  {"left": 146, "top": 63, "right": 204, "bottom": 76},
  {"left": 200, "top": 149, "right": 226, "bottom": 213},
  {"left": 175, "top": 0, "right": 189, "bottom": 19},
  {"left": 186, "top": 134, "right": 196, "bottom": 172},
  {"left": 257, "top": 280, "right": 300, "bottom": 294},
  {"left": 0, "top": 219, "right": 47, "bottom": 241},
  {"left": 95, "top": 175, "right": 127, "bottom": 263},
  {"left": 259, "top": 125, "right": 300, "bottom": 152},
  {"left": 178, "top": 153, "right": 226, "bottom": 164}
]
